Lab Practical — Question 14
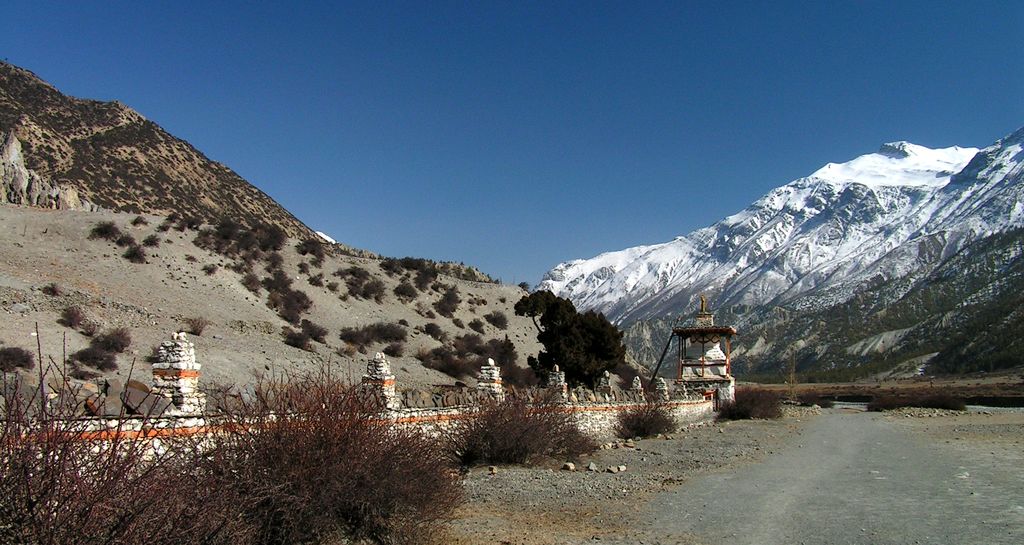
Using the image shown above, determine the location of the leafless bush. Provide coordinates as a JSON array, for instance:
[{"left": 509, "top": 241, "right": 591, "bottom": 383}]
[
  {"left": 241, "top": 272, "right": 262, "bottom": 293},
  {"left": 394, "top": 281, "right": 418, "bottom": 301},
  {"left": 483, "top": 310, "right": 508, "bottom": 330},
  {"left": 89, "top": 221, "right": 122, "bottom": 241},
  {"left": 184, "top": 317, "right": 211, "bottom": 336},
  {"left": 0, "top": 372, "right": 250, "bottom": 545},
  {"left": 446, "top": 399, "right": 596, "bottom": 466},
  {"left": 501, "top": 365, "right": 539, "bottom": 387},
  {"left": 718, "top": 388, "right": 783, "bottom": 420},
  {"left": 423, "top": 322, "right": 447, "bottom": 342},
  {"left": 115, "top": 233, "right": 137, "bottom": 247},
  {"left": 0, "top": 346, "right": 34, "bottom": 371},
  {"left": 300, "top": 319, "right": 328, "bottom": 343},
  {"left": 123, "top": 245, "right": 147, "bottom": 263},
  {"left": 210, "top": 370, "right": 461, "bottom": 544},
  {"left": 615, "top": 401, "right": 676, "bottom": 438},
  {"left": 383, "top": 342, "right": 404, "bottom": 357},
  {"left": 80, "top": 321, "right": 98, "bottom": 337},
  {"left": 339, "top": 322, "right": 407, "bottom": 351},
  {"left": 282, "top": 327, "right": 313, "bottom": 351},
  {"left": 433, "top": 286, "right": 460, "bottom": 317},
  {"left": 70, "top": 346, "right": 117, "bottom": 371},
  {"left": 59, "top": 306, "right": 85, "bottom": 328},
  {"left": 867, "top": 394, "right": 965, "bottom": 411},
  {"left": 92, "top": 327, "right": 132, "bottom": 353}
]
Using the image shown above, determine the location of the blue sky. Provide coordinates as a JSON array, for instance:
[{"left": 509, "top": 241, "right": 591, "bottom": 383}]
[{"left": 3, "top": 1, "right": 1022, "bottom": 284}]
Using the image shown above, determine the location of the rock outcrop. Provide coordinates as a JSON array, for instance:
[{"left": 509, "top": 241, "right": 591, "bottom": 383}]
[{"left": 1, "top": 131, "right": 99, "bottom": 211}]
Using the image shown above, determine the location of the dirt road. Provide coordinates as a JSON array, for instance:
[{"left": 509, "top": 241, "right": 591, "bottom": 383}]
[{"left": 620, "top": 406, "right": 1023, "bottom": 545}]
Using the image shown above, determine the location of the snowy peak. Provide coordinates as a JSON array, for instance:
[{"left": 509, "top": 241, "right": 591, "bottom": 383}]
[
  {"left": 809, "top": 142, "right": 977, "bottom": 189},
  {"left": 539, "top": 128, "right": 1022, "bottom": 329}
]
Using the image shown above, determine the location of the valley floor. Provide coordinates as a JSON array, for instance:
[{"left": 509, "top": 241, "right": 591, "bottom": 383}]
[{"left": 443, "top": 406, "right": 1024, "bottom": 545}]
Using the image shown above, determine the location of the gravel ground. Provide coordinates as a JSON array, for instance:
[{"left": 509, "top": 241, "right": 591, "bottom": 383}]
[
  {"left": 441, "top": 410, "right": 812, "bottom": 544},
  {"left": 441, "top": 405, "right": 1024, "bottom": 545}
]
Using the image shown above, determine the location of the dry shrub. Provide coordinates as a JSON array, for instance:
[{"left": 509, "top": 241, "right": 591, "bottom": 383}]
[
  {"left": 115, "top": 233, "right": 137, "bottom": 248},
  {"left": 433, "top": 286, "right": 460, "bottom": 318},
  {"left": 59, "top": 306, "right": 85, "bottom": 328},
  {"left": 0, "top": 382, "right": 249, "bottom": 545},
  {"left": 282, "top": 327, "right": 313, "bottom": 351},
  {"left": 718, "top": 388, "right": 783, "bottom": 420},
  {"left": 241, "top": 272, "right": 262, "bottom": 293},
  {"left": 419, "top": 334, "right": 517, "bottom": 380},
  {"left": 123, "top": 245, "right": 147, "bottom": 263},
  {"left": 446, "top": 399, "right": 596, "bottom": 466},
  {"left": 70, "top": 346, "right": 117, "bottom": 371},
  {"left": 483, "top": 310, "right": 508, "bottom": 330},
  {"left": 339, "top": 322, "right": 407, "bottom": 351},
  {"left": 184, "top": 317, "right": 211, "bottom": 336},
  {"left": 0, "top": 346, "right": 34, "bottom": 371},
  {"left": 615, "top": 401, "right": 676, "bottom": 438},
  {"left": 212, "top": 370, "right": 461, "bottom": 544},
  {"left": 92, "top": 327, "right": 132, "bottom": 353},
  {"left": 393, "top": 281, "right": 418, "bottom": 301},
  {"left": 300, "top": 319, "right": 328, "bottom": 343},
  {"left": 423, "top": 322, "right": 447, "bottom": 342},
  {"left": 88, "top": 221, "right": 121, "bottom": 241},
  {"left": 383, "top": 342, "right": 404, "bottom": 357},
  {"left": 80, "top": 321, "right": 98, "bottom": 337},
  {"left": 867, "top": 394, "right": 965, "bottom": 412},
  {"left": 500, "top": 365, "right": 539, "bottom": 387}
]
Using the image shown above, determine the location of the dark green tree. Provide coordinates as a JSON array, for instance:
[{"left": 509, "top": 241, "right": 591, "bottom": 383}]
[{"left": 514, "top": 291, "right": 626, "bottom": 387}]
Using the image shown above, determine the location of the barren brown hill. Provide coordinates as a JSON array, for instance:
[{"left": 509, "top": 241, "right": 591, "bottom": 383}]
[{"left": 0, "top": 61, "right": 311, "bottom": 237}]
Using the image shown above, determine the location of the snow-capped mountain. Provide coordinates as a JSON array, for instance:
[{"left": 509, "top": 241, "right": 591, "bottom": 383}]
[{"left": 540, "top": 127, "right": 1024, "bottom": 375}]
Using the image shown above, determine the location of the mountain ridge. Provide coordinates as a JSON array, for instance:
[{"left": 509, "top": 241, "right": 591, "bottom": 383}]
[
  {"left": 540, "top": 127, "right": 1024, "bottom": 376},
  {"left": 0, "top": 61, "right": 313, "bottom": 238}
]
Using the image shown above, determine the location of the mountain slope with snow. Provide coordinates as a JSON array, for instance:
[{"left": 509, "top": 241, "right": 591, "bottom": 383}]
[{"left": 540, "top": 127, "right": 1024, "bottom": 375}]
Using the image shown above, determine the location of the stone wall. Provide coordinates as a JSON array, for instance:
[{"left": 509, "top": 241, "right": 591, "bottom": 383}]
[{"left": 33, "top": 338, "right": 717, "bottom": 443}]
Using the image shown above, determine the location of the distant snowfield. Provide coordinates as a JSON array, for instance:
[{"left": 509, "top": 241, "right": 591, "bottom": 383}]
[{"left": 539, "top": 128, "right": 1023, "bottom": 325}]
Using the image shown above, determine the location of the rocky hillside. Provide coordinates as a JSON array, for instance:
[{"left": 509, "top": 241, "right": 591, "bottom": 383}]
[
  {"left": 0, "top": 61, "right": 311, "bottom": 238},
  {"left": 0, "top": 60, "right": 541, "bottom": 390},
  {"left": 0, "top": 205, "right": 540, "bottom": 389},
  {"left": 542, "top": 127, "right": 1024, "bottom": 378}
]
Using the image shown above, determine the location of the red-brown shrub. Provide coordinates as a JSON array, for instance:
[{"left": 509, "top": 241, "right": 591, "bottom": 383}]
[
  {"left": 718, "top": 388, "right": 783, "bottom": 420},
  {"left": 211, "top": 371, "right": 461, "bottom": 544},
  {"left": 446, "top": 399, "right": 596, "bottom": 466},
  {"left": 59, "top": 306, "right": 85, "bottom": 328},
  {"left": 483, "top": 310, "right": 508, "bottom": 330},
  {"left": 184, "top": 317, "right": 211, "bottom": 336},
  {"left": 615, "top": 401, "right": 676, "bottom": 438},
  {"left": 92, "top": 327, "right": 132, "bottom": 353},
  {"left": 867, "top": 394, "right": 965, "bottom": 411},
  {"left": 70, "top": 347, "right": 117, "bottom": 371},
  {"left": 0, "top": 347, "right": 34, "bottom": 371}
]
